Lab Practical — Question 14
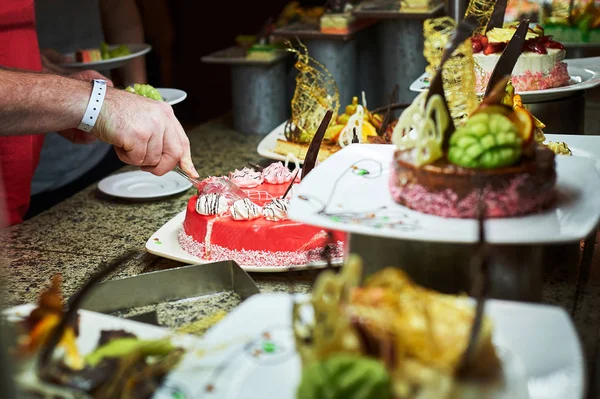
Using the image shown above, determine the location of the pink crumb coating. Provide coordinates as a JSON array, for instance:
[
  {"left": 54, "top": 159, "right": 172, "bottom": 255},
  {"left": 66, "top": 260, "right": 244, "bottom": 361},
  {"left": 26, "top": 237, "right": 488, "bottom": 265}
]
[
  {"left": 476, "top": 62, "right": 570, "bottom": 92},
  {"left": 388, "top": 166, "right": 556, "bottom": 219},
  {"left": 178, "top": 229, "right": 344, "bottom": 267}
]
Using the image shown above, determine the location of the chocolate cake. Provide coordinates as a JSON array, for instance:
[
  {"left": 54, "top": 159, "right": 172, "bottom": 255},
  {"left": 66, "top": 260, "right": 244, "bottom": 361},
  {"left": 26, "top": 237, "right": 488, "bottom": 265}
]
[{"left": 390, "top": 145, "right": 556, "bottom": 218}]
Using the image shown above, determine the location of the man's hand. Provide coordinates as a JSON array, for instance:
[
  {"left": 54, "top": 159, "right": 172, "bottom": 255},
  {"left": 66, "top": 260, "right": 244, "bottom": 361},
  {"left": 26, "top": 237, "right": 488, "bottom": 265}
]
[
  {"left": 57, "top": 71, "right": 114, "bottom": 144},
  {"left": 40, "top": 48, "right": 70, "bottom": 74},
  {"left": 92, "top": 88, "right": 198, "bottom": 177}
]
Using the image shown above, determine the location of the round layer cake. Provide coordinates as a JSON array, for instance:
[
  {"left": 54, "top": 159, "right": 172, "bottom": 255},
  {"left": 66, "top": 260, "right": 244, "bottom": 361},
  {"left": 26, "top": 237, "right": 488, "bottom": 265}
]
[
  {"left": 474, "top": 49, "right": 570, "bottom": 92},
  {"left": 389, "top": 145, "right": 557, "bottom": 218},
  {"left": 179, "top": 164, "right": 346, "bottom": 267}
]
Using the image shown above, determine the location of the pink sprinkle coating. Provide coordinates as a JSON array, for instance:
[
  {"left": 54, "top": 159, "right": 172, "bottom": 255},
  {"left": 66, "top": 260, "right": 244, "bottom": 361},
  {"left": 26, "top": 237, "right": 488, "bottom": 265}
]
[
  {"left": 389, "top": 167, "right": 556, "bottom": 219},
  {"left": 476, "top": 62, "right": 570, "bottom": 92},
  {"left": 178, "top": 229, "right": 344, "bottom": 267}
]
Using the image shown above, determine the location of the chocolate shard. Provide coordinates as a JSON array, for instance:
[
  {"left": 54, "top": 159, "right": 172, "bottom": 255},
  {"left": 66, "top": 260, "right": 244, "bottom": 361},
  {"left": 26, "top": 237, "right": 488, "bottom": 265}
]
[
  {"left": 301, "top": 110, "right": 333, "bottom": 181},
  {"left": 281, "top": 168, "right": 300, "bottom": 199},
  {"left": 457, "top": 185, "right": 489, "bottom": 376},
  {"left": 486, "top": 0, "right": 509, "bottom": 32},
  {"left": 428, "top": 16, "right": 478, "bottom": 147},
  {"left": 378, "top": 85, "right": 399, "bottom": 136},
  {"left": 352, "top": 127, "right": 359, "bottom": 143},
  {"left": 484, "top": 19, "right": 529, "bottom": 97}
]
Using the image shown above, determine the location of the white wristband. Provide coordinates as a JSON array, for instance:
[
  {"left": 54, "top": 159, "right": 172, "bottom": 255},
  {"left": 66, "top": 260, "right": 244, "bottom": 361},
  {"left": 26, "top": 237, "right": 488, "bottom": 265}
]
[{"left": 77, "top": 79, "right": 107, "bottom": 132}]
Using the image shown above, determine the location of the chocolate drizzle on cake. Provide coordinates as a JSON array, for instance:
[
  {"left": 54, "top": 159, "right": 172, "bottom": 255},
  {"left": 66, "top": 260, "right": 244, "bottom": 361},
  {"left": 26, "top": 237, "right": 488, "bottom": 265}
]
[
  {"left": 196, "top": 193, "right": 227, "bottom": 215},
  {"left": 263, "top": 198, "right": 290, "bottom": 221},
  {"left": 230, "top": 198, "right": 262, "bottom": 221}
]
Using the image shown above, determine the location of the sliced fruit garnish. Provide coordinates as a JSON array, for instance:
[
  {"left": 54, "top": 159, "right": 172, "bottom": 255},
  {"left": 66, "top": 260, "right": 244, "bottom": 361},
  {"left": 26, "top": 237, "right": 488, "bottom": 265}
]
[
  {"left": 508, "top": 107, "right": 534, "bottom": 146},
  {"left": 362, "top": 121, "right": 378, "bottom": 142}
]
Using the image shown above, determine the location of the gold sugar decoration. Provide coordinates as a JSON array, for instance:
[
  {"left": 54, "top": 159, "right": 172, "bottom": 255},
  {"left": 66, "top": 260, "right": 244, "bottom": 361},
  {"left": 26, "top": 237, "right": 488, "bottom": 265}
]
[
  {"left": 287, "top": 40, "right": 340, "bottom": 142},
  {"left": 549, "top": 0, "right": 572, "bottom": 21},
  {"left": 423, "top": 17, "right": 479, "bottom": 127},
  {"left": 463, "top": 0, "right": 508, "bottom": 34},
  {"left": 423, "top": 17, "right": 456, "bottom": 76}
]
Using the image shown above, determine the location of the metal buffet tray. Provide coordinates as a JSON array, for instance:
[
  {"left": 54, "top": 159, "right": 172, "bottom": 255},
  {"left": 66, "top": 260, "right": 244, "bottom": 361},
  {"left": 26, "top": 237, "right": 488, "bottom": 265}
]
[{"left": 79, "top": 261, "right": 260, "bottom": 326}]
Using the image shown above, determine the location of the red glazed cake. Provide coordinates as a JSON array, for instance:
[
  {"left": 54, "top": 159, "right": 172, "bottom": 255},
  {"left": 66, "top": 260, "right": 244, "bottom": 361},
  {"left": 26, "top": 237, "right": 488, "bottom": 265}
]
[{"left": 179, "top": 163, "right": 346, "bottom": 267}]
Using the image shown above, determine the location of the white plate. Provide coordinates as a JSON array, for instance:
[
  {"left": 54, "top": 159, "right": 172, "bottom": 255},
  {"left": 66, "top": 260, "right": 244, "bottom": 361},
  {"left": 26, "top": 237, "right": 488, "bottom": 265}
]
[
  {"left": 157, "top": 88, "right": 187, "bottom": 106},
  {"left": 409, "top": 57, "right": 600, "bottom": 102},
  {"left": 257, "top": 121, "right": 302, "bottom": 164},
  {"left": 145, "top": 210, "right": 341, "bottom": 273},
  {"left": 256, "top": 130, "right": 600, "bottom": 166},
  {"left": 545, "top": 134, "right": 600, "bottom": 159},
  {"left": 98, "top": 170, "right": 192, "bottom": 199},
  {"left": 3, "top": 303, "right": 206, "bottom": 399},
  {"left": 3, "top": 293, "right": 584, "bottom": 399},
  {"left": 174, "top": 293, "right": 583, "bottom": 399},
  {"left": 288, "top": 144, "right": 600, "bottom": 244},
  {"left": 60, "top": 43, "right": 152, "bottom": 71}
]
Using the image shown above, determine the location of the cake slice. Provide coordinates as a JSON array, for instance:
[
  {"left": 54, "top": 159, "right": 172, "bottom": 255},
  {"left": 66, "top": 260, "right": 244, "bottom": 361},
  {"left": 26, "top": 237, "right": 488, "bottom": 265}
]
[{"left": 75, "top": 49, "right": 102, "bottom": 63}]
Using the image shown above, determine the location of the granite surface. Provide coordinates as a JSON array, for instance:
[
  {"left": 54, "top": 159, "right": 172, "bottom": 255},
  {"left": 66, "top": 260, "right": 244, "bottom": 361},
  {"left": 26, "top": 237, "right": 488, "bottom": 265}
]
[
  {"left": 1, "top": 114, "right": 600, "bottom": 396},
  {"left": 0, "top": 115, "right": 321, "bottom": 309}
]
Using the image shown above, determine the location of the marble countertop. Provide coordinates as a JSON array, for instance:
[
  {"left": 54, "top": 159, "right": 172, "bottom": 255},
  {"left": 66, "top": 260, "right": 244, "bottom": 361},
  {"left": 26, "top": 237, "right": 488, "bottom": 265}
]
[{"left": 1, "top": 115, "right": 600, "bottom": 396}]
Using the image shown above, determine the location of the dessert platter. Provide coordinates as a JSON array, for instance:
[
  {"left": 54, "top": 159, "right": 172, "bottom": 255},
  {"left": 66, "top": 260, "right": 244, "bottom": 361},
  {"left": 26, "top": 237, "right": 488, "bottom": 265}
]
[
  {"left": 257, "top": 41, "right": 397, "bottom": 163},
  {"left": 541, "top": 0, "right": 600, "bottom": 44},
  {"left": 4, "top": 252, "right": 584, "bottom": 398},
  {"left": 410, "top": 56, "right": 600, "bottom": 102},
  {"left": 60, "top": 42, "right": 152, "bottom": 70},
  {"left": 289, "top": 14, "right": 600, "bottom": 244},
  {"left": 409, "top": 0, "right": 600, "bottom": 102},
  {"left": 148, "top": 118, "right": 347, "bottom": 272}
]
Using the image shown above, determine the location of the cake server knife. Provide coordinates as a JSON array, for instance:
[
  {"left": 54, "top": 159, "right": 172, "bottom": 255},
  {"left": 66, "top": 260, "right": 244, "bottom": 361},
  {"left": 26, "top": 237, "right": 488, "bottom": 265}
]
[
  {"left": 173, "top": 164, "right": 203, "bottom": 188},
  {"left": 484, "top": 19, "right": 530, "bottom": 97}
]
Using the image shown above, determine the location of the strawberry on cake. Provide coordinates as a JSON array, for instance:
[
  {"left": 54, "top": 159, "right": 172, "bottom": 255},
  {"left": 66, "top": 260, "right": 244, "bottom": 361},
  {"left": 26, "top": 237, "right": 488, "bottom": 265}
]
[
  {"left": 179, "top": 163, "right": 346, "bottom": 267},
  {"left": 471, "top": 25, "right": 570, "bottom": 92}
]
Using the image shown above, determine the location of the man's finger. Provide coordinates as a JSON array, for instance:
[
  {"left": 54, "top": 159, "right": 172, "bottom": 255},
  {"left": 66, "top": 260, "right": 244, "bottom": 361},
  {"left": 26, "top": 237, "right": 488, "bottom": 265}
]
[
  {"left": 177, "top": 128, "right": 198, "bottom": 178},
  {"left": 141, "top": 126, "right": 164, "bottom": 166}
]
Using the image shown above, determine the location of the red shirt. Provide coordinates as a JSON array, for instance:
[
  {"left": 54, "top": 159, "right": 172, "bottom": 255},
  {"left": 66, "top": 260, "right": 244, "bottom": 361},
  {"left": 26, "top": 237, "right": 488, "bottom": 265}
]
[{"left": 0, "top": 0, "right": 45, "bottom": 225}]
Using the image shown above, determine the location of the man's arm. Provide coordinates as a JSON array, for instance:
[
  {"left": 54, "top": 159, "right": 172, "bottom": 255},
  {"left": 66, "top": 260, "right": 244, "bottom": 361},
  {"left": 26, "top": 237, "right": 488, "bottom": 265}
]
[
  {"left": 100, "top": 0, "right": 147, "bottom": 86},
  {"left": 0, "top": 68, "right": 197, "bottom": 177},
  {"left": 0, "top": 68, "right": 88, "bottom": 135}
]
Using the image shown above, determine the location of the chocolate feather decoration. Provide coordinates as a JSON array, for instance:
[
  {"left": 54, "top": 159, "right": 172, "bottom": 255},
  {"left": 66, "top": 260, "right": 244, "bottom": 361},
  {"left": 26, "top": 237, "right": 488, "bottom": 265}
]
[
  {"left": 281, "top": 169, "right": 300, "bottom": 199},
  {"left": 457, "top": 186, "right": 490, "bottom": 375},
  {"left": 486, "top": 0, "right": 509, "bottom": 32},
  {"left": 484, "top": 19, "right": 529, "bottom": 97},
  {"left": 428, "top": 16, "right": 478, "bottom": 147},
  {"left": 378, "top": 85, "right": 399, "bottom": 136},
  {"left": 301, "top": 110, "right": 333, "bottom": 181}
]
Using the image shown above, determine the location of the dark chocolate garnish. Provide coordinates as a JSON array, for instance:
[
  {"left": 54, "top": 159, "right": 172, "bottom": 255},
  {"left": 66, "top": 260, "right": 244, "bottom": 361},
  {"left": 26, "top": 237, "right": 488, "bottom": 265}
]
[
  {"left": 247, "top": 162, "right": 264, "bottom": 172},
  {"left": 484, "top": 19, "right": 529, "bottom": 97},
  {"left": 457, "top": 184, "right": 490, "bottom": 375},
  {"left": 428, "top": 16, "right": 478, "bottom": 148},
  {"left": 352, "top": 127, "right": 359, "bottom": 144},
  {"left": 301, "top": 110, "right": 333, "bottom": 181},
  {"left": 486, "top": 0, "right": 509, "bottom": 32},
  {"left": 378, "top": 85, "right": 399, "bottom": 136},
  {"left": 281, "top": 169, "right": 300, "bottom": 199}
]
